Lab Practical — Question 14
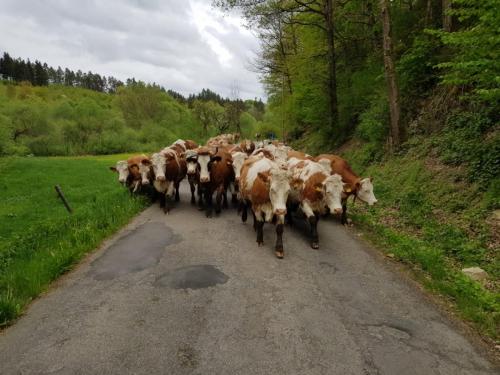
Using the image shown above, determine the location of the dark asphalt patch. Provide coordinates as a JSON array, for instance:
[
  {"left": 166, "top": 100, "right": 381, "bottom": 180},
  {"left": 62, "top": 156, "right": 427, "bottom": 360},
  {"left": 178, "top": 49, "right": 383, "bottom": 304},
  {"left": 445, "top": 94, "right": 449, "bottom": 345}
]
[
  {"left": 154, "top": 265, "right": 229, "bottom": 289},
  {"left": 90, "top": 222, "right": 180, "bottom": 280}
]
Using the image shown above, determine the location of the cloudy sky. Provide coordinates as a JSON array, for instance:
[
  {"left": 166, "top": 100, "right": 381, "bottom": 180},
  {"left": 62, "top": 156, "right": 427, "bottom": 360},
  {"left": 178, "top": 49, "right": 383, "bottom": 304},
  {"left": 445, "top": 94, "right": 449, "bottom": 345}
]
[{"left": 0, "top": 0, "right": 264, "bottom": 99}]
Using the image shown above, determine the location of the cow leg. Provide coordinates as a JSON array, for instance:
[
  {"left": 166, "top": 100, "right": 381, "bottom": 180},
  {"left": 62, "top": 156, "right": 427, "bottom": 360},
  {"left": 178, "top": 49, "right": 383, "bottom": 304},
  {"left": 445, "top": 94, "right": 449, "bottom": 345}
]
[
  {"left": 256, "top": 218, "right": 264, "bottom": 246},
  {"left": 174, "top": 181, "right": 180, "bottom": 202},
  {"left": 230, "top": 182, "right": 238, "bottom": 206},
  {"left": 205, "top": 189, "right": 213, "bottom": 218},
  {"left": 197, "top": 184, "right": 204, "bottom": 210},
  {"left": 341, "top": 199, "right": 348, "bottom": 225},
  {"left": 215, "top": 185, "right": 224, "bottom": 214},
  {"left": 302, "top": 202, "right": 319, "bottom": 249},
  {"left": 164, "top": 183, "right": 176, "bottom": 214},
  {"left": 252, "top": 211, "right": 257, "bottom": 232},
  {"left": 189, "top": 181, "right": 196, "bottom": 205},
  {"left": 159, "top": 193, "right": 166, "bottom": 209},
  {"left": 308, "top": 216, "right": 319, "bottom": 249},
  {"left": 241, "top": 200, "right": 248, "bottom": 222},
  {"left": 222, "top": 189, "right": 228, "bottom": 209},
  {"left": 275, "top": 215, "right": 285, "bottom": 259}
]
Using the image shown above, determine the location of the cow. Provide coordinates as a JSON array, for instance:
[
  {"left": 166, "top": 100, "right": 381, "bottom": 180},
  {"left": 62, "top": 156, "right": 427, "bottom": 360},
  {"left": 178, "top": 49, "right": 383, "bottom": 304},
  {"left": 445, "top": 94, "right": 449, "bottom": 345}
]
[
  {"left": 287, "top": 158, "right": 345, "bottom": 249},
  {"left": 229, "top": 150, "right": 249, "bottom": 205},
  {"left": 184, "top": 149, "right": 203, "bottom": 207},
  {"left": 287, "top": 150, "right": 314, "bottom": 161},
  {"left": 315, "top": 154, "right": 377, "bottom": 225},
  {"left": 239, "top": 155, "right": 291, "bottom": 258},
  {"left": 110, "top": 155, "right": 149, "bottom": 194},
  {"left": 150, "top": 147, "right": 187, "bottom": 213},
  {"left": 239, "top": 139, "right": 255, "bottom": 156},
  {"left": 195, "top": 146, "right": 234, "bottom": 217}
]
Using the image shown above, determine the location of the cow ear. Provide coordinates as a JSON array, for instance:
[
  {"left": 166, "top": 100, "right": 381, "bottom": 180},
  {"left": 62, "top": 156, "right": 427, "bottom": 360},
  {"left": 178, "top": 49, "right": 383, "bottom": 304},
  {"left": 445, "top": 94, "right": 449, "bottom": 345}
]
[
  {"left": 355, "top": 181, "right": 361, "bottom": 189},
  {"left": 211, "top": 155, "right": 222, "bottom": 162},
  {"left": 109, "top": 166, "right": 117, "bottom": 172},
  {"left": 257, "top": 172, "right": 269, "bottom": 183},
  {"left": 314, "top": 184, "right": 323, "bottom": 192},
  {"left": 369, "top": 176, "right": 374, "bottom": 182},
  {"left": 141, "top": 159, "right": 151, "bottom": 166}
]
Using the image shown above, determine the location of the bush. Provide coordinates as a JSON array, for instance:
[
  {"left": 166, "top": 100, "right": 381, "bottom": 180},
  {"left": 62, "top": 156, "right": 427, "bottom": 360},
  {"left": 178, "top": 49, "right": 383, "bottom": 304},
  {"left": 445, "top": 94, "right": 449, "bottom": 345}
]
[{"left": 437, "top": 109, "right": 499, "bottom": 186}]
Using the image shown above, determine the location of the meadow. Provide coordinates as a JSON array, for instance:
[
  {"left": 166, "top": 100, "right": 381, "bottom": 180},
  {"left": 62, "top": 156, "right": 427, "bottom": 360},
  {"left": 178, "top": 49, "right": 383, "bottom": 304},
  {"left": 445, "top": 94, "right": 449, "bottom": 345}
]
[{"left": 0, "top": 155, "right": 148, "bottom": 325}]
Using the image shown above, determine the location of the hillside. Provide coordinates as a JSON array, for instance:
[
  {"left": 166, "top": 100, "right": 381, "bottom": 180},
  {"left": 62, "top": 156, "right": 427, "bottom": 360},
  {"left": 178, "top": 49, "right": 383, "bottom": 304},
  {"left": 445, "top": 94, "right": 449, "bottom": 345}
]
[{"left": 0, "top": 80, "right": 267, "bottom": 156}]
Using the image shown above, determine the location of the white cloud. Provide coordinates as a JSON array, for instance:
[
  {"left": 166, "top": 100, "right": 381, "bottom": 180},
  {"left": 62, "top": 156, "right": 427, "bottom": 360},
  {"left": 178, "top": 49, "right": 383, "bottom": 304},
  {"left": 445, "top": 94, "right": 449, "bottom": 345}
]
[{"left": 0, "top": 0, "right": 264, "bottom": 99}]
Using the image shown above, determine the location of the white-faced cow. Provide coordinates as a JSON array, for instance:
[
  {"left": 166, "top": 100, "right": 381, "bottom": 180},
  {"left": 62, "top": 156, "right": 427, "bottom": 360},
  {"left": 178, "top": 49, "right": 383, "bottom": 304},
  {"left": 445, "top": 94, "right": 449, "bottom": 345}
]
[
  {"left": 315, "top": 154, "right": 377, "bottom": 225},
  {"left": 230, "top": 151, "right": 248, "bottom": 204},
  {"left": 239, "top": 155, "right": 291, "bottom": 258},
  {"left": 195, "top": 146, "right": 234, "bottom": 217},
  {"left": 183, "top": 149, "right": 203, "bottom": 207},
  {"left": 110, "top": 155, "right": 150, "bottom": 194},
  {"left": 150, "top": 147, "right": 187, "bottom": 213},
  {"left": 287, "top": 158, "right": 344, "bottom": 249}
]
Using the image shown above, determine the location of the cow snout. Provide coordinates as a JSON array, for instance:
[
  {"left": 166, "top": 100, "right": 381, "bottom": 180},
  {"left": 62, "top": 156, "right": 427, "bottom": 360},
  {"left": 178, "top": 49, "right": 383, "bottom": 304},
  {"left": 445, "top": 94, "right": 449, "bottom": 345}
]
[
  {"left": 369, "top": 199, "right": 377, "bottom": 206},
  {"left": 142, "top": 180, "right": 150, "bottom": 185},
  {"left": 200, "top": 176, "right": 210, "bottom": 183},
  {"left": 119, "top": 178, "right": 126, "bottom": 183},
  {"left": 156, "top": 175, "right": 166, "bottom": 182},
  {"left": 333, "top": 207, "right": 343, "bottom": 214},
  {"left": 274, "top": 208, "right": 287, "bottom": 216}
]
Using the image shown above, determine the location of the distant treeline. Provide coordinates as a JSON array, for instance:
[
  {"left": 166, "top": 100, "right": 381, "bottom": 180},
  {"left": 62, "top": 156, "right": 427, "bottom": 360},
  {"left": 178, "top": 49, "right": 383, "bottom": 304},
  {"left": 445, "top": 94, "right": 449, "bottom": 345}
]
[{"left": 0, "top": 51, "right": 265, "bottom": 111}]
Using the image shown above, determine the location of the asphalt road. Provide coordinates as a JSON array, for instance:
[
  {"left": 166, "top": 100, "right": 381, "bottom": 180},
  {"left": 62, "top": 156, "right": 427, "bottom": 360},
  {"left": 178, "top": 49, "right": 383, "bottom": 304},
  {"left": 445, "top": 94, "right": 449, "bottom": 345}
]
[{"left": 0, "top": 182, "right": 497, "bottom": 375}]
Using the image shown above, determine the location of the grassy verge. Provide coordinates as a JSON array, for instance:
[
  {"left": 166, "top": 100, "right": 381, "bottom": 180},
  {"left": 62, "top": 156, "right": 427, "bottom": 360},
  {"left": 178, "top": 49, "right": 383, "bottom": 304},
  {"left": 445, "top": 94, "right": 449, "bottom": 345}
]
[
  {"left": 0, "top": 155, "right": 148, "bottom": 326},
  {"left": 340, "top": 143, "right": 499, "bottom": 340}
]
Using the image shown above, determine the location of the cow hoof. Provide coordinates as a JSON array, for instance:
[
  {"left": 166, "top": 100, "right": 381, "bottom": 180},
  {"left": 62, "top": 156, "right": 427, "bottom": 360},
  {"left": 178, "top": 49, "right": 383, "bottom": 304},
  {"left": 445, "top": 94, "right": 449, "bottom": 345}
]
[
  {"left": 257, "top": 241, "right": 264, "bottom": 247},
  {"left": 275, "top": 250, "right": 284, "bottom": 259},
  {"left": 191, "top": 199, "right": 196, "bottom": 205},
  {"left": 311, "top": 242, "right": 319, "bottom": 249}
]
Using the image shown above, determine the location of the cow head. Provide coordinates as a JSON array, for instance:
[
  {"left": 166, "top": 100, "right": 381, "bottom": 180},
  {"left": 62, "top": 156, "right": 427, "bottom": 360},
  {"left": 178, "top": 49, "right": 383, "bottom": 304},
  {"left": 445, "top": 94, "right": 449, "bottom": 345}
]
[
  {"left": 151, "top": 152, "right": 166, "bottom": 182},
  {"left": 322, "top": 173, "right": 344, "bottom": 214},
  {"left": 231, "top": 151, "right": 248, "bottom": 185},
  {"left": 356, "top": 177, "right": 377, "bottom": 205},
  {"left": 196, "top": 147, "right": 220, "bottom": 183},
  {"left": 139, "top": 159, "right": 152, "bottom": 185},
  {"left": 110, "top": 160, "right": 129, "bottom": 184},
  {"left": 258, "top": 166, "right": 291, "bottom": 216},
  {"left": 183, "top": 150, "right": 199, "bottom": 176}
]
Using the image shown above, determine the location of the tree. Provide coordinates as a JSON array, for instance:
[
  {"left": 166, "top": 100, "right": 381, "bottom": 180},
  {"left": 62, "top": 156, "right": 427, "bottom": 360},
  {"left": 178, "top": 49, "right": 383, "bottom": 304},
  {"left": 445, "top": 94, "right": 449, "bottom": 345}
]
[{"left": 380, "top": 0, "right": 401, "bottom": 149}]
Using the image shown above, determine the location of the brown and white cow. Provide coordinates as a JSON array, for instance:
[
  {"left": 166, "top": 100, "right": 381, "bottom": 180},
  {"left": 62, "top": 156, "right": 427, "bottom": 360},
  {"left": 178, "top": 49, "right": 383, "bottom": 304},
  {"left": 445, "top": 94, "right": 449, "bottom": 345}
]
[
  {"left": 287, "top": 158, "right": 344, "bottom": 249},
  {"left": 230, "top": 150, "right": 249, "bottom": 203},
  {"left": 195, "top": 146, "right": 234, "bottom": 217},
  {"left": 183, "top": 149, "right": 203, "bottom": 207},
  {"left": 287, "top": 150, "right": 314, "bottom": 161},
  {"left": 315, "top": 154, "right": 377, "bottom": 225},
  {"left": 150, "top": 147, "right": 187, "bottom": 213},
  {"left": 239, "top": 155, "right": 291, "bottom": 258},
  {"left": 239, "top": 139, "right": 255, "bottom": 156},
  {"left": 110, "top": 155, "right": 150, "bottom": 193}
]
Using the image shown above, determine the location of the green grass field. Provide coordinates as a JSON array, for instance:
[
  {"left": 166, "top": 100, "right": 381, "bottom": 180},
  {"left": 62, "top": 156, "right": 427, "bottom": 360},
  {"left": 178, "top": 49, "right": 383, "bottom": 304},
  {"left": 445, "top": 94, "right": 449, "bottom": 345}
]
[{"left": 0, "top": 155, "right": 148, "bottom": 326}]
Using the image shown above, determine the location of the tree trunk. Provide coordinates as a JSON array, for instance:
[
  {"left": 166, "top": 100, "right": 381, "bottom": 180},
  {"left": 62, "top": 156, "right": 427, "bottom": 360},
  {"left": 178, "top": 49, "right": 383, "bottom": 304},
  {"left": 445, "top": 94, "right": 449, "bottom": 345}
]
[
  {"left": 380, "top": 0, "right": 401, "bottom": 149},
  {"left": 442, "top": 0, "right": 452, "bottom": 31},
  {"left": 425, "top": 0, "right": 433, "bottom": 27},
  {"left": 324, "top": 0, "right": 338, "bottom": 134}
]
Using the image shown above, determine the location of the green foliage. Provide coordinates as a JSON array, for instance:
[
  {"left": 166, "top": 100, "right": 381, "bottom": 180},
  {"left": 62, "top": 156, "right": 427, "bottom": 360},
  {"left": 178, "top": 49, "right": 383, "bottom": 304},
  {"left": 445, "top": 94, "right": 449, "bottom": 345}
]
[
  {"left": 0, "top": 155, "right": 148, "bottom": 326},
  {"left": 435, "top": 0, "right": 500, "bottom": 102},
  {"left": 433, "top": 109, "right": 499, "bottom": 186}
]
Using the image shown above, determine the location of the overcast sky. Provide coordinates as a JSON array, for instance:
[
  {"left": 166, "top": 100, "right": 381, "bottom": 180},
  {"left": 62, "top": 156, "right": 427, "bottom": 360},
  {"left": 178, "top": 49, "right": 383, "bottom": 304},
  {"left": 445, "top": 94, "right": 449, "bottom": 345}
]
[{"left": 0, "top": 0, "right": 264, "bottom": 99}]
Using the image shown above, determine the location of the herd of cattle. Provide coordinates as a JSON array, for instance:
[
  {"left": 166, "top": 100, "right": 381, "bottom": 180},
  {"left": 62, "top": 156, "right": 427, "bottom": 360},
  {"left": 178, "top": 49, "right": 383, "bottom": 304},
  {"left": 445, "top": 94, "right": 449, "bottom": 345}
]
[{"left": 110, "top": 134, "right": 377, "bottom": 258}]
